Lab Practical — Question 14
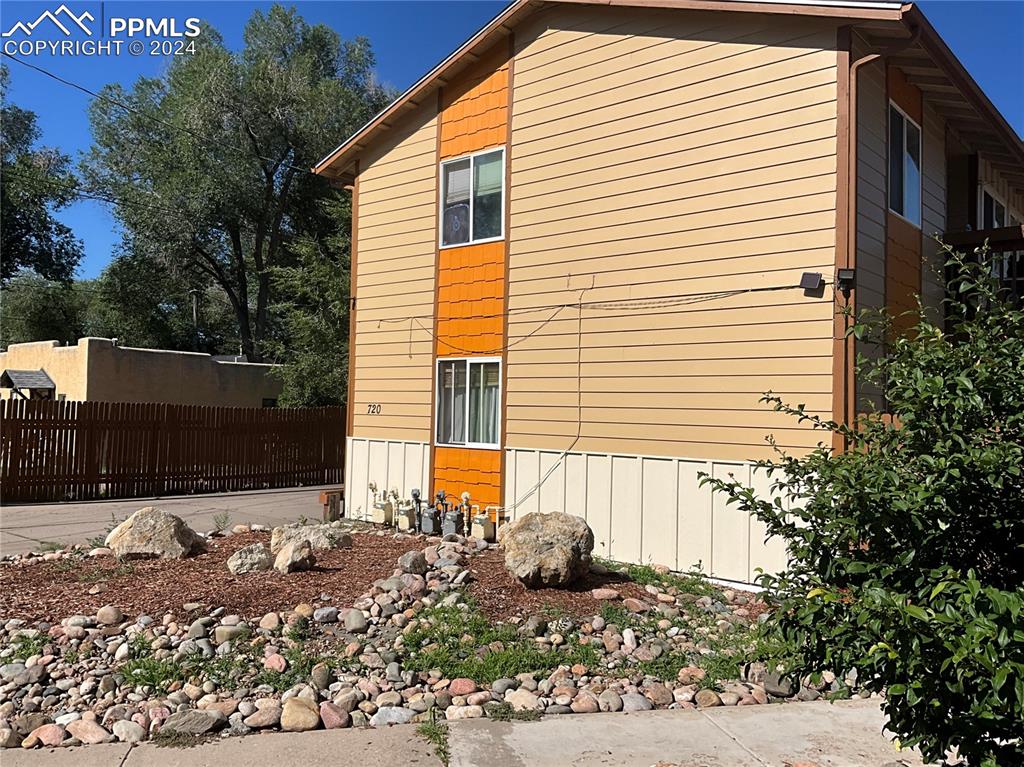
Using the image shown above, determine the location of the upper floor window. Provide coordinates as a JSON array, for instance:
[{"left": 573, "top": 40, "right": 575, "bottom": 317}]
[
  {"left": 441, "top": 149, "right": 504, "bottom": 247},
  {"left": 982, "top": 189, "right": 1008, "bottom": 229},
  {"left": 888, "top": 102, "right": 921, "bottom": 227}
]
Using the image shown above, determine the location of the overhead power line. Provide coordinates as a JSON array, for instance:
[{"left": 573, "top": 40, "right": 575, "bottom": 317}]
[{"left": 1, "top": 51, "right": 320, "bottom": 179}]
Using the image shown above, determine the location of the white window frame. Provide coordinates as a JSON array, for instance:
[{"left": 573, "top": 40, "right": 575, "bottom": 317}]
[
  {"left": 438, "top": 147, "right": 506, "bottom": 249},
  {"left": 980, "top": 186, "right": 1011, "bottom": 229},
  {"left": 887, "top": 101, "right": 923, "bottom": 229},
  {"left": 434, "top": 356, "right": 502, "bottom": 449}
]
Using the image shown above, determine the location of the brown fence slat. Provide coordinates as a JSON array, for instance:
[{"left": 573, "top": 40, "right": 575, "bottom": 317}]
[{"left": 0, "top": 402, "right": 344, "bottom": 503}]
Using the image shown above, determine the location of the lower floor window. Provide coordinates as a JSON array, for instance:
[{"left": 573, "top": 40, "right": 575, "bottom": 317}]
[{"left": 436, "top": 358, "right": 500, "bottom": 447}]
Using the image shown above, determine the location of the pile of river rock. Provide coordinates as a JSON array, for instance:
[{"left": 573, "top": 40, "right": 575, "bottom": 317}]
[{"left": 0, "top": 510, "right": 863, "bottom": 750}]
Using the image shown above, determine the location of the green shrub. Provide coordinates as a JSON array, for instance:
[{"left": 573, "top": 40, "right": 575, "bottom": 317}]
[{"left": 704, "top": 246, "right": 1024, "bottom": 766}]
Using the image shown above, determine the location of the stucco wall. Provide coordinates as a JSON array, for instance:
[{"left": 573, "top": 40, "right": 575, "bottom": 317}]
[{"left": 0, "top": 338, "right": 281, "bottom": 407}]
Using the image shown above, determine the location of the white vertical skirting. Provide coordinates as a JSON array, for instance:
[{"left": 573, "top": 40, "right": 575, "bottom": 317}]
[
  {"left": 345, "top": 437, "right": 431, "bottom": 521},
  {"left": 504, "top": 446, "right": 789, "bottom": 583}
]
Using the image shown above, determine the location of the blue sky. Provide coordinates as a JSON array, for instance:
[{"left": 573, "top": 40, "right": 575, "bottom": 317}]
[{"left": 2, "top": 0, "right": 1022, "bottom": 279}]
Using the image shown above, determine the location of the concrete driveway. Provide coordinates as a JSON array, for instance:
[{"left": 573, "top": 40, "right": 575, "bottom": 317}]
[{"left": 0, "top": 485, "right": 340, "bottom": 557}]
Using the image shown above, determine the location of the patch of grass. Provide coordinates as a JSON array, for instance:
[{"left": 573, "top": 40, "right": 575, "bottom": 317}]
[
  {"left": 597, "top": 558, "right": 718, "bottom": 600},
  {"left": 120, "top": 656, "right": 188, "bottom": 691},
  {"left": 485, "top": 702, "right": 542, "bottom": 722},
  {"left": 250, "top": 643, "right": 332, "bottom": 691},
  {"left": 284, "top": 616, "right": 311, "bottom": 643},
  {"left": 151, "top": 730, "right": 216, "bottom": 749},
  {"left": 212, "top": 512, "right": 231, "bottom": 533},
  {"left": 417, "top": 714, "right": 450, "bottom": 765},
  {"left": 10, "top": 634, "right": 47, "bottom": 660},
  {"left": 37, "top": 541, "right": 64, "bottom": 552},
  {"left": 76, "top": 560, "right": 135, "bottom": 583},
  {"left": 402, "top": 600, "right": 601, "bottom": 684}
]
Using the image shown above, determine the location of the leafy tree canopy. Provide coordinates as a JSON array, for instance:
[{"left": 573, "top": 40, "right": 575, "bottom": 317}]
[
  {"left": 83, "top": 5, "right": 391, "bottom": 363},
  {"left": 1, "top": 65, "right": 83, "bottom": 282}
]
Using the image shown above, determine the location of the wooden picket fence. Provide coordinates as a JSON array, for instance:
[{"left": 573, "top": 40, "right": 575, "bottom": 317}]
[{"left": 0, "top": 399, "right": 344, "bottom": 503}]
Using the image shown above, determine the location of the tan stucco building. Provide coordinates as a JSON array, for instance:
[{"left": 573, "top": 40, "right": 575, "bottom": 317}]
[
  {"left": 313, "top": 0, "right": 1024, "bottom": 582},
  {"left": 0, "top": 338, "right": 283, "bottom": 407}
]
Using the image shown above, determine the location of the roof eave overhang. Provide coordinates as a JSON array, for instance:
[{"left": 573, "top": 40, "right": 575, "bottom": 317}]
[{"left": 312, "top": 0, "right": 909, "bottom": 179}]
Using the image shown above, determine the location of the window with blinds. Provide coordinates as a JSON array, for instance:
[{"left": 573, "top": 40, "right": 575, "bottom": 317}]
[
  {"left": 441, "top": 149, "right": 504, "bottom": 246},
  {"left": 436, "top": 358, "right": 501, "bottom": 447}
]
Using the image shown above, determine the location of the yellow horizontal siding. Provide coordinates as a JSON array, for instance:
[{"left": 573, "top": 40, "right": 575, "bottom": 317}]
[
  {"left": 353, "top": 101, "right": 437, "bottom": 441},
  {"left": 506, "top": 6, "right": 840, "bottom": 459}
]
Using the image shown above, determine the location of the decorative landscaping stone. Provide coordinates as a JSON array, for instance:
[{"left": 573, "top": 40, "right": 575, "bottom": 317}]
[
  {"left": 369, "top": 707, "right": 415, "bottom": 727},
  {"left": 25, "top": 723, "right": 64, "bottom": 748},
  {"left": 445, "top": 705, "right": 484, "bottom": 720},
  {"left": 505, "top": 688, "right": 542, "bottom": 711},
  {"left": 281, "top": 698, "right": 320, "bottom": 731},
  {"left": 105, "top": 507, "right": 205, "bottom": 559},
  {"left": 319, "top": 702, "right": 351, "bottom": 729},
  {"left": 65, "top": 719, "right": 113, "bottom": 744},
  {"left": 398, "top": 550, "right": 428, "bottom": 575},
  {"left": 226, "top": 543, "right": 272, "bottom": 575},
  {"left": 270, "top": 523, "right": 353, "bottom": 554},
  {"left": 598, "top": 690, "right": 624, "bottom": 712},
  {"left": 345, "top": 610, "right": 368, "bottom": 634},
  {"left": 449, "top": 678, "right": 477, "bottom": 696},
  {"left": 620, "top": 693, "right": 654, "bottom": 712},
  {"left": 96, "top": 605, "right": 123, "bottom": 625},
  {"left": 161, "top": 709, "right": 226, "bottom": 735},
  {"left": 274, "top": 540, "right": 315, "bottom": 574},
  {"left": 313, "top": 606, "right": 338, "bottom": 623},
  {"left": 501, "top": 512, "right": 594, "bottom": 588},
  {"left": 243, "top": 704, "right": 281, "bottom": 729},
  {"left": 111, "top": 720, "right": 146, "bottom": 743},
  {"left": 695, "top": 689, "right": 722, "bottom": 708},
  {"left": 591, "top": 588, "right": 620, "bottom": 601}
]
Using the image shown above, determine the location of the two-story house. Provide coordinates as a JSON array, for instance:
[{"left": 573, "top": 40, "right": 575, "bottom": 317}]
[{"left": 314, "top": 0, "right": 1024, "bottom": 583}]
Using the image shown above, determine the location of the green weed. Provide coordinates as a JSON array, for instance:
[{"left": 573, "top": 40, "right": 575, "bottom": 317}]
[{"left": 417, "top": 712, "right": 450, "bottom": 765}]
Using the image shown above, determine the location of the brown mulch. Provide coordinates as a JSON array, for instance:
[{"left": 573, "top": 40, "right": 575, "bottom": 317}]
[
  {"left": 466, "top": 548, "right": 651, "bottom": 622},
  {"left": 0, "top": 532, "right": 418, "bottom": 624}
]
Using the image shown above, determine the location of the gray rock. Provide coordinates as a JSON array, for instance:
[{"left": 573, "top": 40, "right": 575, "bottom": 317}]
[
  {"left": 369, "top": 707, "right": 414, "bottom": 727},
  {"left": 491, "top": 678, "right": 518, "bottom": 695},
  {"left": 313, "top": 607, "right": 338, "bottom": 623},
  {"left": 620, "top": 693, "right": 654, "bottom": 712},
  {"left": 270, "top": 523, "right": 353, "bottom": 554},
  {"left": 397, "top": 550, "right": 428, "bottom": 575},
  {"left": 111, "top": 720, "right": 146, "bottom": 743},
  {"left": 500, "top": 512, "right": 594, "bottom": 588},
  {"left": 345, "top": 610, "right": 368, "bottom": 634},
  {"left": 105, "top": 507, "right": 205, "bottom": 559},
  {"left": 160, "top": 709, "right": 226, "bottom": 735},
  {"left": 226, "top": 543, "right": 272, "bottom": 575},
  {"left": 763, "top": 671, "right": 795, "bottom": 698}
]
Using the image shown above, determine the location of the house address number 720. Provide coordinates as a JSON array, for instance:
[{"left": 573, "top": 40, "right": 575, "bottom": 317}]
[{"left": 366, "top": 403, "right": 382, "bottom": 414}]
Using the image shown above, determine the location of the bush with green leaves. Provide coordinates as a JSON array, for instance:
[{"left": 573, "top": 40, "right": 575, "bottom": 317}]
[{"left": 704, "top": 246, "right": 1023, "bottom": 766}]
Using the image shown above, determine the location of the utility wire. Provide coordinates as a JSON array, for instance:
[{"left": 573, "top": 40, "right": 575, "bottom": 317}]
[{"left": 1, "top": 52, "right": 319, "bottom": 178}]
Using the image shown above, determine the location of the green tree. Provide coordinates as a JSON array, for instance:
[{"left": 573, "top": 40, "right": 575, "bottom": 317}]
[
  {"left": 265, "top": 194, "right": 349, "bottom": 406},
  {"left": 87, "top": 246, "right": 239, "bottom": 354},
  {"left": 1, "top": 65, "right": 83, "bottom": 282},
  {"left": 704, "top": 245, "right": 1024, "bottom": 766},
  {"left": 0, "top": 272, "right": 89, "bottom": 347},
  {"left": 83, "top": 6, "right": 390, "bottom": 361}
]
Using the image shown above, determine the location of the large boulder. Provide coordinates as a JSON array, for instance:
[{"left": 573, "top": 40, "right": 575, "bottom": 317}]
[
  {"left": 226, "top": 543, "right": 272, "bottom": 575},
  {"left": 105, "top": 507, "right": 205, "bottom": 559},
  {"left": 500, "top": 512, "right": 594, "bottom": 588},
  {"left": 274, "top": 540, "right": 315, "bottom": 574},
  {"left": 270, "top": 523, "right": 353, "bottom": 554}
]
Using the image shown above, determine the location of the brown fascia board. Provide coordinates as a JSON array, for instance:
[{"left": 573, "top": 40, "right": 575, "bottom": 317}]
[
  {"left": 311, "top": 0, "right": 906, "bottom": 178},
  {"left": 901, "top": 5, "right": 1024, "bottom": 170}
]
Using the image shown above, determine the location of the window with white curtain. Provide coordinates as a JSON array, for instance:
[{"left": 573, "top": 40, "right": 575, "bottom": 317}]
[
  {"left": 440, "top": 149, "right": 504, "bottom": 247},
  {"left": 888, "top": 102, "right": 922, "bottom": 227},
  {"left": 436, "top": 358, "right": 500, "bottom": 447}
]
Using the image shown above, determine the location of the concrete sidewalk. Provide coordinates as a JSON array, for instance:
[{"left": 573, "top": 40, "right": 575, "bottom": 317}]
[
  {"left": 0, "top": 485, "right": 340, "bottom": 558},
  {"left": 0, "top": 700, "right": 924, "bottom": 767}
]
